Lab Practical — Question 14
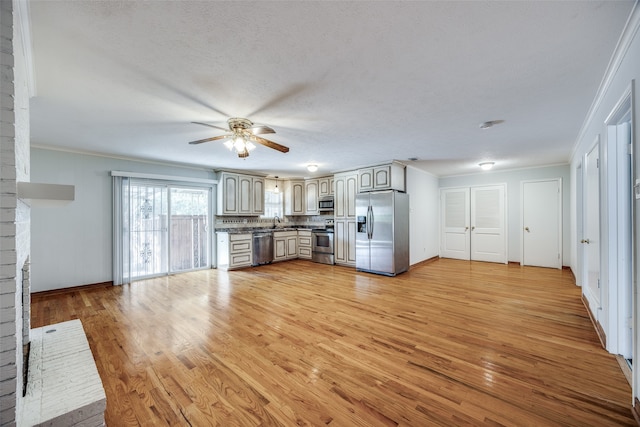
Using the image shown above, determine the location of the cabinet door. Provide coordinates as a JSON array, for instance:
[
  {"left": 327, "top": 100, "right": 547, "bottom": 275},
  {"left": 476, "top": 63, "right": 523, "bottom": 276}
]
[
  {"left": 286, "top": 236, "right": 298, "bottom": 258},
  {"left": 334, "top": 176, "right": 345, "bottom": 218},
  {"left": 373, "top": 166, "right": 391, "bottom": 189},
  {"left": 329, "top": 177, "right": 335, "bottom": 196},
  {"left": 318, "top": 178, "right": 331, "bottom": 197},
  {"left": 222, "top": 174, "right": 238, "bottom": 214},
  {"left": 274, "top": 237, "right": 287, "bottom": 260},
  {"left": 305, "top": 180, "right": 319, "bottom": 214},
  {"left": 346, "top": 220, "right": 357, "bottom": 264},
  {"left": 346, "top": 174, "right": 357, "bottom": 218},
  {"left": 292, "top": 181, "right": 305, "bottom": 215},
  {"left": 358, "top": 169, "right": 374, "bottom": 192},
  {"left": 238, "top": 175, "right": 253, "bottom": 214},
  {"left": 252, "top": 178, "right": 264, "bottom": 215},
  {"left": 334, "top": 220, "right": 346, "bottom": 264}
]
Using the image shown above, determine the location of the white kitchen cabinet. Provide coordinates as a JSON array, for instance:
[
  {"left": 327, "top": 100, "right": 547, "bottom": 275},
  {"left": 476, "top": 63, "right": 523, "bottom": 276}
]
[
  {"left": 334, "top": 172, "right": 357, "bottom": 219},
  {"left": 217, "top": 172, "right": 265, "bottom": 216},
  {"left": 252, "top": 177, "right": 264, "bottom": 215},
  {"left": 284, "top": 180, "right": 305, "bottom": 215},
  {"left": 273, "top": 231, "right": 298, "bottom": 261},
  {"left": 357, "top": 162, "right": 405, "bottom": 192},
  {"left": 333, "top": 171, "right": 358, "bottom": 266},
  {"left": 297, "top": 229, "right": 312, "bottom": 259},
  {"left": 334, "top": 220, "right": 356, "bottom": 265},
  {"left": 216, "top": 232, "right": 252, "bottom": 270},
  {"left": 318, "top": 177, "right": 334, "bottom": 197},
  {"left": 305, "top": 179, "right": 319, "bottom": 215}
]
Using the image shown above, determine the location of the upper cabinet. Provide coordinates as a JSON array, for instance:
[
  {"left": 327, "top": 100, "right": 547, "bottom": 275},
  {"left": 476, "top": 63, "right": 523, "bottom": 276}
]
[
  {"left": 305, "top": 179, "right": 319, "bottom": 215},
  {"left": 318, "top": 177, "right": 334, "bottom": 197},
  {"left": 217, "top": 172, "right": 265, "bottom": 216},
  {"left": 358, "top": 162, "right": 406, "bottom": 192},
  {"left": 284, "top": 180, "right": 305, "bottom": 215},
  {"left": 334, "top": 172, "right": 357, "bottom": 219}
]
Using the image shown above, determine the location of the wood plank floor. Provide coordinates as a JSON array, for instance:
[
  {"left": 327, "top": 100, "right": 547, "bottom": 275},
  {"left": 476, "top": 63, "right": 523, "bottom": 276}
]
[{"left": 31, "top": 259, "right": 635, "bottom": 426}]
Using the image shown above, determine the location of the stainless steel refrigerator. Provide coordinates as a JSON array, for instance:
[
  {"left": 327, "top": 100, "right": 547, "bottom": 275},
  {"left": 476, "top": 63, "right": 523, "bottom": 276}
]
[{"left": 356, "top": 190, "right": 409, "bottom": 276}]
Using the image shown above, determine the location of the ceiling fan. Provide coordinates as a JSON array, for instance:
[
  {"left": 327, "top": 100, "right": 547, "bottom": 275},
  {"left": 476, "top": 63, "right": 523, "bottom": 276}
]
[{"left": 189, "top": 118, "right": 290, "bottom": 158}]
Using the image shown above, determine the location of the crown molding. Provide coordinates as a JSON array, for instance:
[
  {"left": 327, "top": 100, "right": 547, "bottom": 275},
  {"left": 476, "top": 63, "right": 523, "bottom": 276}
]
[
  {"left": 15, "top": 0, "right": 36, "bottom": 97},
  {"left": 570, "top": 0, "right": 640, "bottom": 162}
]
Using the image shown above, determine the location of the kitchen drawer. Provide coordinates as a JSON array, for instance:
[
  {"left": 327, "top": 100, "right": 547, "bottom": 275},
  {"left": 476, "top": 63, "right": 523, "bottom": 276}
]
[
  {"left": 298, "top": 247, "right": 312, "bottom": 259},
  {"left": 298, "top": 236, "right": 312, "bottom": 246},
  {"left": 230, "top": 240, "right": 251, "bottom": 253},
  {"left": 273, "top": 231, "right": 297, "bottom": 238},
  {"left": 230, "top": 253, "right": 252, "bottom": 266}
]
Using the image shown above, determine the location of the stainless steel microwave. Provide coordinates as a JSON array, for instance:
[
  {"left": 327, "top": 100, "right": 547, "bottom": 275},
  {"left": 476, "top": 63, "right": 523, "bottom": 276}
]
[{"left": 319, "top": 196, "right": 334, "bottom": 212}]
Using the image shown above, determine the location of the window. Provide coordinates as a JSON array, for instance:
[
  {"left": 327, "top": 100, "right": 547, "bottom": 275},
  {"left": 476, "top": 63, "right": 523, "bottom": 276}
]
[{"left": 262, "top": 178, "right": 282, "bottom": 218}]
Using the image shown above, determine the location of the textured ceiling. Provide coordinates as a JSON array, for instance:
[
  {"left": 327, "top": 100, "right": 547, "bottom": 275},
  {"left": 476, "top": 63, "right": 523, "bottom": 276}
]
[{"left": 28, "top": 1, "right": 635, "bottom": 178}]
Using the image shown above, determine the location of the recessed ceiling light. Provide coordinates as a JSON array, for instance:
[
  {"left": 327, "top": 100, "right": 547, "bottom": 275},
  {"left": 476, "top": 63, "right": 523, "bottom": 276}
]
[
  {"left": 408, "top": 157, "right": 419, "bottom": 161},
  {"left": 479, "top": 120, "right": 504, "bottom": 130},
  {"left": 479, "top": 162, "right": 495, "bottom": 171},
  {"left": 306, "top": 164, "right": 318, "bottom": 172}
]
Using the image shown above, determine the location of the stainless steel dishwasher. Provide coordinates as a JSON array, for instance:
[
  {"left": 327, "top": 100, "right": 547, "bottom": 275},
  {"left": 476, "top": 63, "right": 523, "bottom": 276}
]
[{"left": 252, "top": 231, "right": 273, "bottom": 266}]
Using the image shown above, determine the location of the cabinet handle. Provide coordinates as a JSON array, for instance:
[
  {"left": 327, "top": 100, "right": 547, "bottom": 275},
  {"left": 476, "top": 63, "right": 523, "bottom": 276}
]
[{"left": 525, "top": 227, "right": 530, "bottom": 232}]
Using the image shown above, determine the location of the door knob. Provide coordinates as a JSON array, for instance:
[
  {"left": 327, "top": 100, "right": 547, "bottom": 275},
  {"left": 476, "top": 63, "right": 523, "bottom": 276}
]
[
  {"left": 524, "top": 227, "right": 530, "bottom": 232},
  {"left": 581, "top": 239, "right": 590, "bottom": 244}
]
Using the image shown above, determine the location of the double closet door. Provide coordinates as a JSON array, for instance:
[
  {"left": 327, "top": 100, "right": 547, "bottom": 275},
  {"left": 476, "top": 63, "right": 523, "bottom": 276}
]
[{"left": 440, "top": 185, "right": 507, "bottom": 263}]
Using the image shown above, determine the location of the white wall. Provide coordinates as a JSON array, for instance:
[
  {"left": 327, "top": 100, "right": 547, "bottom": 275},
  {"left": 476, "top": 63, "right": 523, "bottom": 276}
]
[
  {"left": 30, "top": 148, "right": 216, "bottom": 292},
  {"left": 439, "top": 164, "right": 571, "bottom": 265},
  {"left": 406, "top": 165, "right": 439, "bottom": 264},
  {"left": 568, "top": 4, "right": 640, "bottom": 401}
]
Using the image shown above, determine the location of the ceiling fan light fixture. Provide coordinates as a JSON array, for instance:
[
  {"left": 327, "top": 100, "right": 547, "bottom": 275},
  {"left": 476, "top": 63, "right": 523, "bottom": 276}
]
[
  {"left": 233, "top": 136, "right": 245, "bottom": 151},
  {"left": 306, "top": 164, "right": 318, "bottom": 172},
  {"left": 479, "top": 161, "right": 495, "bottom": 171},
  {"left": 223, "top": 140, "right": 234, "bottom": 150},
  {"left": 246, "top": 141, "right": 256, "bottom": 151}
]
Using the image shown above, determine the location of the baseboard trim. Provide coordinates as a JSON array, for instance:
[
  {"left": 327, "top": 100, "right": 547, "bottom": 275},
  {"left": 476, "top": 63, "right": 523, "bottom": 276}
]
[
  {"left": 32, "top": 281, "right": 113, "bottom": 300},
  {"left": 616, "top": 355, "right": 632, "bottom": 386},
  {"left": 582, "top": 294, "right": 606, "bottom": 348},
  {"left": 632, "top": 398, "right": 640, "bottom": 426},
  {"left": 410, "top": 256, "right": 439, "bottom": 269}
]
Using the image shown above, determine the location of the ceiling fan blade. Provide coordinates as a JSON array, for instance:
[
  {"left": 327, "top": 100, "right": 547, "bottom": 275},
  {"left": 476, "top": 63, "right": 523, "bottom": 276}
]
[
  {"left": 250, "top": 125, "right": 276, "bottom": 135},
  {"left": 192, "top": 121, "right": 229, "bottom": 132},
  {"left": 251, "top": 135, "right": 289, "bottom": 153},
  {"left": 188, "top": 134, "right": 231, "bottom": 145}
]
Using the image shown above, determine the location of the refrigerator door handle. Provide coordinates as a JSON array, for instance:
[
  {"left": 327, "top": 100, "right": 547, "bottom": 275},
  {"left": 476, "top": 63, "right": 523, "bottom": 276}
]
[{"left": 368, "top": 205, "right": 374, "bottom": 239}]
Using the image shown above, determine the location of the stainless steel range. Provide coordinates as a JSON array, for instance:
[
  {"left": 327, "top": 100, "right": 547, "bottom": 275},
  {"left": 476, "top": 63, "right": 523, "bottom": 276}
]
[{"left": 312, "top": 219, "right": 334, "bottom": 265}]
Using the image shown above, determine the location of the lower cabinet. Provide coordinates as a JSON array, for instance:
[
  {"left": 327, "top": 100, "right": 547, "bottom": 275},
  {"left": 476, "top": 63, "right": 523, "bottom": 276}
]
[
  {"left": 334, "top": 220, "right": 356, "bottom": 266},
  {"left": 217, "top": 232, "right": 252, "bottom": 270},
  {"left": 273, "top": 231, "right": 298, "bottom": 261},
  {"left": 298, "top": 230, "right": 312, "bottom": 259}
]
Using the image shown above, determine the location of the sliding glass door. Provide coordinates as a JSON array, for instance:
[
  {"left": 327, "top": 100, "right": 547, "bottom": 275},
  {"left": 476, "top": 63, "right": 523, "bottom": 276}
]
[
  {"left": 170, "top": 187, "right": 210, "bottom": 272},
  {"left": 130, "top": 183, "right": 169, "bottom": 279},
  {"left": 120, "top": 180, "right": 212, "bottom": 282}
]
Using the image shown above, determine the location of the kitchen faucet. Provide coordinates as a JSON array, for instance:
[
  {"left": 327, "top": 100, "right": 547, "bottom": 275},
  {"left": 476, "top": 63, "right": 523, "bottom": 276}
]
[{"left": 274, "top": 215, "right": 281, "bottom": 228}]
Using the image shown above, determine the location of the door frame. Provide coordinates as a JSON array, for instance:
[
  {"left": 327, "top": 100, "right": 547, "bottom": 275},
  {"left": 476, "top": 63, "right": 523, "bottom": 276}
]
[
  {"left": 603, "top": 82, "right": 634, "bottom": 358},
  {"left": 583, "top": 135, "right": 602, "bottom": 322},
  {"left": 520, "top": 178, "right": 562, "bottom": 269}
]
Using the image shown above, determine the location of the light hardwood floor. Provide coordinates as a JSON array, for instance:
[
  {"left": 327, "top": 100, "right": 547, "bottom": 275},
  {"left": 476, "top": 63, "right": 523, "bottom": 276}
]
[{"left": 31, "top": 259, "right": 635, "bottom": 426}]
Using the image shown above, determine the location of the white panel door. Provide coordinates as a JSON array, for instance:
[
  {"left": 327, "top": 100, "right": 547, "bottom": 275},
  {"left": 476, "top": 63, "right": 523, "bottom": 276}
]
[
  {"left": 471, "top": 185, "right": 506, "bottom": 263},
  {"left": 584, "top": 143, "right": 601, "bottom": 309},
  {"left": 440, "top": 188, "right": 470, "bottom": 260},
  {"left": 522, "top": 179, "right": 562, "bottom": 268}
]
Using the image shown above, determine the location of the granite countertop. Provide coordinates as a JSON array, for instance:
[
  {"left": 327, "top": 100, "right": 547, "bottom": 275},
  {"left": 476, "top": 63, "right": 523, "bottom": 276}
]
[{"left": 215, "top": 226, "right": 315, "bottom": 234}]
